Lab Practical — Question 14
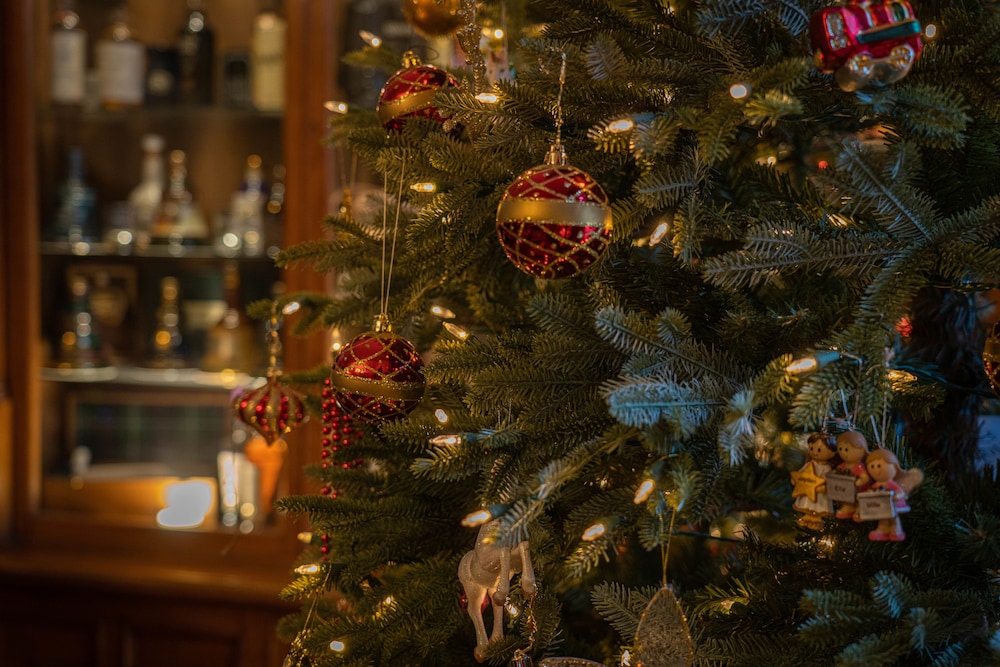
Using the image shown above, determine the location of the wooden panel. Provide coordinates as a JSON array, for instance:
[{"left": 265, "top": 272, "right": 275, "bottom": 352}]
[{"left": 0, "top": 623, "right": 97, "bottom": 667}]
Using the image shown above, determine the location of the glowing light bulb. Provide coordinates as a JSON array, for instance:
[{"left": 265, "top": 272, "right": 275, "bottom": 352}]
[
  {"left": 634, "top": 479, "right": 655, "bottom": 504},
  {"left": 924, "top": 23, "right": 937, "bottom": 39},
  {"left": 297, "top": 531, "right": 314, "bottom": 544},
  {"left": 282, "top": 301, "right": 301, "bottom": 315},
  {"left": 434, "top": 409, "right": 449, "bottom": 423},
  {"left": 359, "top": 30, "right": 381, "bottom": 47},
  {"left": 430, "top": 434, "right": 462, "bottom": 447},
  {"left": 324, "top": 100, "right": 348, "bottom": 114},
  {"left": 430, "top": 304, "right": 456, "bottom": 319},
  {"left": 330, "top": 640, "right": 346, "bottom": 652},
  {"left": 444, "top": 323, "right": 470, "bottom": 340},
  {"left": 582, "top": 522, "right": 606, "bottom": 541},
  {"left": 650, "top": 220, "right": 670, "bottom": 245},
  {"left": 411, "top": 182, "right": 436, "bottom": 193},
  {"left": 607, "top": 118, "right": 634, "bottom": 133},
  {"left": 476, "top": 92, "right": 499, "bottom": 103},
  {"left": 295, "top": 563, "right": 321, "bottom": 575},
  {"left": 729, "top": 82, "right": 750, "bottom": 99},
  {"left": 504, "top": 600, "right": 520, "bottom": 616},
  {"left": 493, "top": 28, "right": 504, "bottom": 39},
  {"left": 785, "top": 356, "right": 818, "bottom": 374},
  {"left": 462, "top": 509, "right": 492, "bottom": 527}
]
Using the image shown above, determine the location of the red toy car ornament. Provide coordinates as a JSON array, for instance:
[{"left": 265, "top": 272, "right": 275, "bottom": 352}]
[{"left": 810, "top": 1, "right": 923, "bottom": 91}]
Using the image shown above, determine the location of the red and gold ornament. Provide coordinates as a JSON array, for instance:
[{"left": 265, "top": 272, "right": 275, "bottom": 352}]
[
  {"left": 376, "top": 51, "right": 459, "bottom": 132},
  {"left": 330, "top": 316, "right": 425, "bottom": 422},
  {"left": 234, "top": 375, "right": 308, "bottom": 445},
  {"left": 809, "top": 0, "right": 922, "bottom": 91},
  {"left": 496, "top": 144, "right": 613, "bottom": 279},
  {"left": 985, "top": 320, "right": 1000, "bottom": 398}
]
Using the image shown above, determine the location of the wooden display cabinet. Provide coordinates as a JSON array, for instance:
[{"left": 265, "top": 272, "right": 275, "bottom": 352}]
[{"left": 0, "top": 1, "right": 340, "bottom": 664}]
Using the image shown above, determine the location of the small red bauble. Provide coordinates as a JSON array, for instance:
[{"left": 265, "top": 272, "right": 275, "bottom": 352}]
[
  {"left": 985, "top": 321, "right": 1000, "bottom": 398},
  {"left": 496, "top": 144, "right": 613, "bottom": 279},
  {"left": 234, "top": 376, "right": 308, "bottom": 445},
  {"left": 376, "top": 51, "right": 458, "bottom": 132},
  {"left": 330, "top": 318, "right": 425, "bottom": 422},
  {"left": 809, "top": 0, "right": 922, "bottom": 91}
]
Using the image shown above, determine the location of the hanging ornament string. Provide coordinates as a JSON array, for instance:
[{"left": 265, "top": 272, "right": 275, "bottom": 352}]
[
  {"left": 554, "top": 52, "right": 567, "bottom": 148},
  {"left": 457, "top": 0, "right": 488, "bottom": 94},
  {"left": 380, "top": 152, "right": 408, "bottom": 321}
]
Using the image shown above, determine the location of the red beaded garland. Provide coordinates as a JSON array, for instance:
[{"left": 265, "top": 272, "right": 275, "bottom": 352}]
[
  {"left": 496, "top": 154, "right": 612, "bottom": 280},
  {"left": 330, "top": 328, "right": 425, "bottom": 422},
  {"left": 233, "top": 376, "right": 308, "bottom": 445},
  {"left": 376, "top": 52, "right": 458, "bottom": 132}
]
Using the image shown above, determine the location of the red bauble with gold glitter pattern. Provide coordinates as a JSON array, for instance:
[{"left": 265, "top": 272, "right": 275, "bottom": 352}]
[
  {"left": 376, "top": 51, "right": 458, "bottom": 132},
  {"left": 985, "top": 321, "right": 1000, "bottom": 398},
  {"left": 496, "top": 146, "right": 613, "bottom": 279},
  {"left": 234, "top": 376, "right": 308, "bottom": 445},
  {"left": 331, "top": 322, "right": 425, "bottom": 422}
]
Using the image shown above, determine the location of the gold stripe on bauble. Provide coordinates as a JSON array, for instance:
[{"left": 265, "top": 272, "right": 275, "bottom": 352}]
[
  {"left": 497, "top": 198, "right": 612, "bottom": 229},
  {"left": 377, "top": 89, "right": 441, "bottom": 125},
  {"left": 331, "top": 370, "right": 426, "bottom": 401}
]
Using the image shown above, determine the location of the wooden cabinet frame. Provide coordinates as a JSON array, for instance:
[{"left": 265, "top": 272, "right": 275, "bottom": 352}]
[{"left": 0, "top": 0, "right": 340, "bottom": 602}]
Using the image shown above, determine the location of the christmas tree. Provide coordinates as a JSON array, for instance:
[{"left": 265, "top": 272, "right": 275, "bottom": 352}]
[{"left": 266, "top": 1, "right": 1000, "bottom": 665}]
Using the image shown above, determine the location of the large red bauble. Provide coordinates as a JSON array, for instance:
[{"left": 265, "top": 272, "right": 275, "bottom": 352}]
[
  {"left": 496, "top": 153, "right": 613, "bottom": 280},
  {"left": 331, "top": 328, "right": 425, "bottom": 422},
  {"left": 376, "top": 52, "right": 458, "bottom": 132},
  {"left": 985, "top": 321, "right": 1000, "bottom": 398}
]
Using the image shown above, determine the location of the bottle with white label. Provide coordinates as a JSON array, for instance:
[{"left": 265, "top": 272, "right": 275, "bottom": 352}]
[
  {"left": 50, "top": 0, "right": 87, "bottom": 105},
  {"left": 96, "top": 4, "right": 145, "bottom": 110},
  {"left": 251, "top": 0, "right": 286, "bottom": 112}
]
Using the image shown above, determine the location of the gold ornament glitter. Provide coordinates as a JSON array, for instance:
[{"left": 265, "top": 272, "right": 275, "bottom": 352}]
[{"left": 632, "top": 586, "right": 694, "bottom": 667}]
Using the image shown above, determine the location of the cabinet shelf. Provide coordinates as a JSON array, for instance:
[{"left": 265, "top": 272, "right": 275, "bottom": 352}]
[
  {"left": 40, "top": 239, "right": 280, "bottom": 261},
  {"left": 41, "top": 365, "right": 263, "bottom": 390},
  {"left": 38, "top": 105, "right": 283, "bottom": 124}
]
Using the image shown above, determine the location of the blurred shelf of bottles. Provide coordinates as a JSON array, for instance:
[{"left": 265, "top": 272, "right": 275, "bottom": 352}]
[{"left": 39, "top": 0, "right": 289, "bottom": 381}]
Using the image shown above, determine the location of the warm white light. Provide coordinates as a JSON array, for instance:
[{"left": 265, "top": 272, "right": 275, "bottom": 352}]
[
  {"left": 888, "top": 369, "right": 917, "bottom": 385},
  {"left": 785, "top": 356, "right": 818, "bottom": 374},
  {"left": 766, "top": 155, "right": 777, "bottom": 166},
  {"left": 297, "top": 531, "right": 314, "bottom": 544},
  {"left": 444, "top": 323, "right": 470, "bottom": 340},
  {"left": 650, "top": 220, "right": 670, "bottom": 245},
  {"left": 621, "top": 650, "right": 632, "bottom": 666},
  {"left": 476, "top": 92, "right": 499, "bottom": 103},
  {"left": 282, "top": 301, "right": 301, "bottom": 315},
  {"left": 607, "top": 118, "right": 634, "bottom": 133},
  {"left": 434, "top": 409, "right": 449, "bottom": 423},
  {"left": 462, "top": 509, "right": 492, "bottom": 527},
  {"left": 582, "top": 522, "right": 606, "bottom": 541},
  {"left": 115, "top": 229, "right": 133, "bottom": 245},
  {"left": 430, "top": 434, "right": 461, "bottom": 447},
  {"left": 493, "top": 28, "right": 504, "bottom": 39},
  {"left": 828, "top": 213, "right": 851, "bottom": 227},
  {"left": 330, "top": 640, "right": 346, "bottom": 652},
  {"left": 324, "top": 100, "right": 349, "bottom": 114},
  {"left": 924, "top": 23, "right": 937, "bottom": 39},
  {"left": 295, "top": 563, "right": 321, "bottom": 575},
  {"left": 504, "top": 600, "right": 520, "bottom": 616},
  {"left": 411, "top": 182, "right": 436, "bottom": 193},
  {"left": 359, "top": 30, "right": 381, "bottom": 47},
  {"left": 156, "top": 480, "right": 214, "bottom": 529},
  {"left": 430, "top": 304, "right": 456, "bottom": 319},
  {"left": 634, "top": 479, "right": 655, "bottom": 504},
  {"left": 729, "top": 83, "right": 750, "bottom": 99}
]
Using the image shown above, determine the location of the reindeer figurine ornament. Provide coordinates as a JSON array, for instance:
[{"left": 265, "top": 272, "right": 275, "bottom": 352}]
[{"left": 458, "top": 519, "right": 536, "bottom": 662}]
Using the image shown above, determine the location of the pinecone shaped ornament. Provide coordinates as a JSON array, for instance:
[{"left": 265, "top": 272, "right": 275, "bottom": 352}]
[
  {"left": 376, "top": 51, "right": 459, "bottom": 132},
  {"left": 496, "top": 144, "right": 613, "bottom": 279},
  {"left": 330, "top": 316, "right": 425, "bottom": 422},
  {"left": 234, "top": 375, "right": 308, "bottom": 445}
]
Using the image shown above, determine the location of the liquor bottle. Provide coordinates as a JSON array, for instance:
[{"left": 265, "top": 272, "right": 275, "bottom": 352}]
[
  {"left": 177, "top": 0, "right": 215, "bottom": 105},
  {"left": 51, "top": 147, "right": 98, "bottom": 243},
  {"left": 229, "top": 154, "right": 266, "bottom": 256},
  {"left": 128, "top": 134, "right": 166, "bottom": 249},
  {"left": 150, "top": 150, "right": 209, "bottom": 245},
  {"left": 148, "top": 276, "right": 186, "bottom": 368},
  {"left": 96, "top": 4, "right": 145, "bottom": 110},
  {"left": 250, "top": 0, "right": 286, "bottom": 112},
  {"left": 50, "top": 0, "right": 87, "bottom": 105},
  {"left": 201, "top": 261, "right": 260, "bottom": 373},
  {"left": 89, "top": 270, "right": 130, "bottom": 364},
  {"left": 58, "top": 274, "right": 105, "bottom": 368}
]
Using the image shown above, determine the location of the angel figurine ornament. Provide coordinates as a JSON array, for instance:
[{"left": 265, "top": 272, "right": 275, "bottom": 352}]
[
  {"left": 790, "top": 432, "right": 838, "bottom": 529},
  {"left": 458, "top": 519, "right": 536, "bottom": 662},
  {"left": 859, "top": 448, "right": 923, "bottom": 541}
]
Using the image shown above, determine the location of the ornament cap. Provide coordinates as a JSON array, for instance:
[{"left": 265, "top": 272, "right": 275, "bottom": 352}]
[
  {"left": 545, "top": 143, "right": 567, "bottom": 166},
  {"left": 373, "top": 313, "right": 393, "bottom": 333},
  {"left": 401, "top": 50, "right": 422, "bottom": 69}
]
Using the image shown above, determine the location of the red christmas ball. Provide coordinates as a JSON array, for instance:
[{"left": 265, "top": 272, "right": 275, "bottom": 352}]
[
  {"left": 234, "top": 375, "right": 308, "bottom": 445},
  {"left": 496, "top": 147, "right": 613, "bottom": 279},
  {"left": 985, "top": 321, "right": 1000, "bottom": 398},
  {"left": 376, "top": 52, "right": 458, "bottom": 132},
  {"left": 331, "top": 324, "right": 425, "bottom": 422}
]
